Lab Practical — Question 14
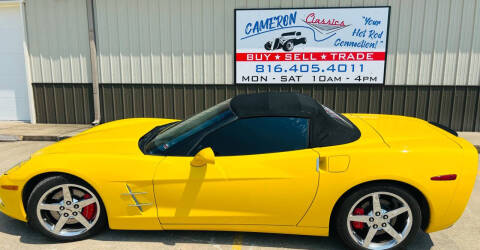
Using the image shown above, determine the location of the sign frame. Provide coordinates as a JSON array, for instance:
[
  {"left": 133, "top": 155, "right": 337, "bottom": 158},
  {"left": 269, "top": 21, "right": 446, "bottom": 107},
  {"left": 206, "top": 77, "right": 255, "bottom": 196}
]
[{"left": 234, "top": 6, "right": 391, "bottom": 85}]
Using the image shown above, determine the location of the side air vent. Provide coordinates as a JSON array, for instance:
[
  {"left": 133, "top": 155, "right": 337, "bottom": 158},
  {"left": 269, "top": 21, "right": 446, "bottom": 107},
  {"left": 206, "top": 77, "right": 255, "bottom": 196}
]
[{"left": 429, "top": 122, "right": 458, "bottom": 137}]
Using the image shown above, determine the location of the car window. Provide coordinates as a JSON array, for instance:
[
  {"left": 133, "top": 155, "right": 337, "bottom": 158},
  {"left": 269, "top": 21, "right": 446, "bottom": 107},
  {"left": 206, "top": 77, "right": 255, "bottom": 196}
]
[
  {"left": 322, "top": 105, "right": 354, "bottom": 129},
  {"left": 192, "top": 117, "right": 309, "bottom": 156},
  {"left": 144, "top": 99, "right": 234, "bottom": 155}
]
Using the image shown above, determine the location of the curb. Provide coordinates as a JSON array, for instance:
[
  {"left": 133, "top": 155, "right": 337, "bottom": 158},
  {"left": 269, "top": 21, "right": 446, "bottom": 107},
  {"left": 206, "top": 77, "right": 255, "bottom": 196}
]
[
  {"left": 23, "top": 135, "right": 66, "bottom": 141},
  {"left": 0, "top": 134, "right": 22, "bottom": 142},
  {"left": 0, "top": 127, "right": 88, "bottom": 142},
  {"left": 0, "top": 135, "right": 70, "bottom": 142}
]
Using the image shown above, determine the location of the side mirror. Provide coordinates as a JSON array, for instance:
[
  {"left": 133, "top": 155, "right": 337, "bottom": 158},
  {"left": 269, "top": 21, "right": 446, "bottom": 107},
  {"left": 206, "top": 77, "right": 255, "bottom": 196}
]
[{"left": 190, "top": 147, "right": 215, "bottom": 167}]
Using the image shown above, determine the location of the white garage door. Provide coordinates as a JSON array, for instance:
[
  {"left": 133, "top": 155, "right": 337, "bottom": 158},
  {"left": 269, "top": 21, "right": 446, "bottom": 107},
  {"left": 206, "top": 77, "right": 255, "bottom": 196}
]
[{"left": 0, "top": 3, "right": 30, "bottom": 121}]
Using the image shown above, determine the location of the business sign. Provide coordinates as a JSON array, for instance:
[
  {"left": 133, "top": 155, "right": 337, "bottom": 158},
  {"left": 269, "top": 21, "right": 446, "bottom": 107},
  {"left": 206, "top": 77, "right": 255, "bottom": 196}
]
[{"left": 235, "top": 7, "right": 390, "bottom": 84}]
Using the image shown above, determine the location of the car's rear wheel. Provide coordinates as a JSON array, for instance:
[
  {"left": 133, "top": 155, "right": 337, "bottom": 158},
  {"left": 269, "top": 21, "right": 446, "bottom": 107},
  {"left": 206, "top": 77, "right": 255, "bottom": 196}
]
[
  {"left": 283, "top": 41, "right": 294, "bottom": 51},
  {"left": 334, "top": 185, "right": 422, "bottom": 249},
  {"left": 27, "top": 176, "right": 107, "bottom": 241}
]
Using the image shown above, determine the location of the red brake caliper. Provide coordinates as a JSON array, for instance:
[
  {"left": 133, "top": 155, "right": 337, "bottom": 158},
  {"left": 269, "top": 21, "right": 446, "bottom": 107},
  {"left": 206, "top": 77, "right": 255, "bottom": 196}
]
[
  {"left": 352, "top": 208, "right": 365, "bottom": 229},
  {"left": 81, "top": 194, "right": 96, "bottom": 220}
]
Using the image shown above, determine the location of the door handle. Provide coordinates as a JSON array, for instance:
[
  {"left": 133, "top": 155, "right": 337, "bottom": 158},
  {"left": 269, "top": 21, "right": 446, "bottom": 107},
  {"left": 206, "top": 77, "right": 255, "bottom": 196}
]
[{"left": 316, "top": 157, "right": 320, "bottom": 172}]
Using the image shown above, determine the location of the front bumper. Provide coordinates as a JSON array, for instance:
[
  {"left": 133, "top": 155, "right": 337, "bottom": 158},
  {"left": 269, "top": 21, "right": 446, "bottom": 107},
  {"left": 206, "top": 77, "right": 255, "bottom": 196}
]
[{"left": 0, "top": 174, "right": 27, "bottom": 222}]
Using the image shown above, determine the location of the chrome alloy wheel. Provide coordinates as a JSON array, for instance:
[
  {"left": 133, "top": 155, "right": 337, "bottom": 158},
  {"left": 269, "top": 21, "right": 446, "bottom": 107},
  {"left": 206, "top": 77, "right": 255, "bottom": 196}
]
[
  {"left": 36, "top": 184, "right": 101, "bottom": 237},
  {"left": 346, "top": 192, "right": 413, "bottom": 249}
]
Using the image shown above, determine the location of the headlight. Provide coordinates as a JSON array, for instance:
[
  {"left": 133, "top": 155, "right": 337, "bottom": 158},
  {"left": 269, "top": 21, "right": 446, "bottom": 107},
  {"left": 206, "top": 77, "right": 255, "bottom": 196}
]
[{"left": 3, "top": 157, "right": 30, "bottom": 175}]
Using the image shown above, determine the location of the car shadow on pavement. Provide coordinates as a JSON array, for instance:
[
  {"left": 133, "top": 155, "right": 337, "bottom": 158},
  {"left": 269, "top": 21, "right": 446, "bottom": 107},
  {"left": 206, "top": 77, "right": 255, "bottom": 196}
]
[
  {"left": 92, "top": 228, "right": 434, "bottom": 249},
  {"left": 94, "top": 229, "right": 345, "bottom": 249},
  {"left": 0, "top": 213, "right": 434, "bottom": 249}
]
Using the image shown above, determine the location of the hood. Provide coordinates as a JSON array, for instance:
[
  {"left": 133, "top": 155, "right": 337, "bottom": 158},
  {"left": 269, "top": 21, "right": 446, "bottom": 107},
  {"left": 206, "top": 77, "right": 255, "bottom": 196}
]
[
  {"left": 349, "top": 114, "right": 461, "bottom": 149},
  {"left": 34, "top": 118, "right": 178, "bottom": 156}
]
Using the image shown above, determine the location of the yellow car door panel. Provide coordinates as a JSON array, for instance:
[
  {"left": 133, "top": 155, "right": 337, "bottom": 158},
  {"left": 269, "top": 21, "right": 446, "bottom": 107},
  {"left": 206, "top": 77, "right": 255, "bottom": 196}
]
[{"left": 154, "top": 149, "right": 319, "bottom": 226}]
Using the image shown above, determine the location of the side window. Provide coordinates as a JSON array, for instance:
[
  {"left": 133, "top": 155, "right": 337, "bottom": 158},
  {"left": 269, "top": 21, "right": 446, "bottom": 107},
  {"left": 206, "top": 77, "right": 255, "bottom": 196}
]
[{"left": 192, "top": 117, "right": 309, "bottom": 156}]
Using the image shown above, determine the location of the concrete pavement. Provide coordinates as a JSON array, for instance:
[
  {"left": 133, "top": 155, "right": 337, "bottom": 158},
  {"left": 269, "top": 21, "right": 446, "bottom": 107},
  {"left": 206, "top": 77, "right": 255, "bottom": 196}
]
[
  {"left": 0, "top": 141, "right": 479, "bottom": 249},
  {"left": 458, "top": 132, "right": 480, "bottom": 151},
  {"left": 0, "top": 122, "right": 91, "bottom": 142}
]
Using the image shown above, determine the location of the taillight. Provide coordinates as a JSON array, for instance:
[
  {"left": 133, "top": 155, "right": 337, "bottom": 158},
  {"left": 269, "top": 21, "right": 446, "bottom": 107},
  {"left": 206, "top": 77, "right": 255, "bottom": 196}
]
[{"left": 431, "top": 174, "right": 457, "bottom": 181}]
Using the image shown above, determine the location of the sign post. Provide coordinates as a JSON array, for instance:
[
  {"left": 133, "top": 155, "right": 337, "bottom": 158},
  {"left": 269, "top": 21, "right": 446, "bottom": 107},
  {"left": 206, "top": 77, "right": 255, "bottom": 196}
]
[{"left": 235, "top": 7, "right": 390, "bottom": 84}]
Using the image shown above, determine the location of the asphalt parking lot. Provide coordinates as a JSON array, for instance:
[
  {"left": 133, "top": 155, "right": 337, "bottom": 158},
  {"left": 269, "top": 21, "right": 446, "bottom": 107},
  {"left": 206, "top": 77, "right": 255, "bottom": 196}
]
[{"left": 0, "top": 141, "right": 479, "bottom": 250}]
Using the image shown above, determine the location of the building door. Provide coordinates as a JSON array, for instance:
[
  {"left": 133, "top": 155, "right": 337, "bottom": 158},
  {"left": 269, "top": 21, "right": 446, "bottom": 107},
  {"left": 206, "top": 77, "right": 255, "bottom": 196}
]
[{"left": 0, "top": 3, "right": 31, "bottom": 121}]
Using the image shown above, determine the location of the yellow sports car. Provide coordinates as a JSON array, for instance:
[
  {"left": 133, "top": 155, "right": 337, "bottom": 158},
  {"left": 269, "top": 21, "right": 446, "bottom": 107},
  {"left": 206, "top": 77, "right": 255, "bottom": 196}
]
[{"left": 0, "top": 92, "right": 477, "bottom": 249}]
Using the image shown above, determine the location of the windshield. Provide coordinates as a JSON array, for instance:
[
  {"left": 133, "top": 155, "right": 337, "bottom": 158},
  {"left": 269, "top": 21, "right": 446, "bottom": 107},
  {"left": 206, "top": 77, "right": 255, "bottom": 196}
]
[{"left": 143, "top": 99, "right": 232, "bottom": 154}]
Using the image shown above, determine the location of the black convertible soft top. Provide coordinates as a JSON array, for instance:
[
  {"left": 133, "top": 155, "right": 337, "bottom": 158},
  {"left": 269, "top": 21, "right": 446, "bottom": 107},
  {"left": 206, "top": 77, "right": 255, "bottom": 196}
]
[
  {"left": 230, "top": 92, "right": 323, "bottom": 118},
  {"left": 229, "top": 92, "right": 360, "bottom": 147}
]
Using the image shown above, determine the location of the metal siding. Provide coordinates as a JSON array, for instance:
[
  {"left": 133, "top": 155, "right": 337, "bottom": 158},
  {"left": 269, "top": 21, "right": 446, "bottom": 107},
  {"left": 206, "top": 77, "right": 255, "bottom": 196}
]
[
  {"left": 33, "top": 84, "right": 479, "bottom": 131},
  {"left": 393, "top": 0, "right": 413, "bottom": 85},
  {"left": 418, "top": 0, "right": 437, "bottom": 85},
  {"left": 25, "top": 0, "right": 91, "bottom": 83},
  {"left": 430, "top": 0, "right": 450, "bottom": 85},
  {"left": 23, "top": 0, "right": 480, "bottom": 86},
  {"left": 32, "top": 83, "right": 93, "bottom": 124},
  {"left": 469, "top": 0, "right": 480, "bottom": 86},
  {"left": 83, "top": 84, "right": 480, "bottom": 132},
  {"left": 405, "top": 0, "right": 424, "bottom": 86},
  {"left": 91, "top": 0, "right": 480, "bottom": 86},
  {"left": 27, "top": 0, "right": 480, "bottom": 130}
]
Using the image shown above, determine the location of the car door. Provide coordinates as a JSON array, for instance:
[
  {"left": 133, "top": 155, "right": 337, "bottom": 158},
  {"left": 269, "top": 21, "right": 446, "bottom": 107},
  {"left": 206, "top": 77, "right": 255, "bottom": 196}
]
[{"left": 153, "top": 116, "right": 320, "bottom": 226}]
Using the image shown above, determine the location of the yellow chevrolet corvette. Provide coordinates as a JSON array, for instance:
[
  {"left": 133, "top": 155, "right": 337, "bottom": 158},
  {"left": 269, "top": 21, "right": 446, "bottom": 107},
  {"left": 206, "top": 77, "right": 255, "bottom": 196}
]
[{"left": 0, "top": 92, "right": 477, "bottom": 249}]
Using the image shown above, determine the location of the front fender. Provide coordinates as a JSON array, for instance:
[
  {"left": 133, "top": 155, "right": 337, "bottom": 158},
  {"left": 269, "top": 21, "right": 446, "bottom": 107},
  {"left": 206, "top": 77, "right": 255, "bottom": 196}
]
[{"left": 4, "top": 152, "right": 163, "bottom": 230}]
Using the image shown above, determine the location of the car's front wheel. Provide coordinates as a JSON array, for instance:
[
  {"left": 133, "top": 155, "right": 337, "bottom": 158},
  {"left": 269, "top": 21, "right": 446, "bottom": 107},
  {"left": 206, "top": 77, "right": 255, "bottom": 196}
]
[
  {"left": 334, "top": 185, "right": 422, "bottom": 249},
  {"left": 27, "top": 176, "right": 107, "bottom": 241}
]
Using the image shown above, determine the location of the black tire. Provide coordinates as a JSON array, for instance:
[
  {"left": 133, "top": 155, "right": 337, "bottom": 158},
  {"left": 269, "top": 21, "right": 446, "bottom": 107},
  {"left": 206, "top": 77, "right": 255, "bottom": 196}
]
[
  {"left": 334, "top": 184, "right": 422, "bottom": 250},
  {"left": 27, "top": 175, "right": 107, "bottom": 242},
  {"left": 283, "top": 41, "right": 294, "bottom": 51},
  {"left": 264, "top": 41, "right": 273, "bottom": 50}
]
